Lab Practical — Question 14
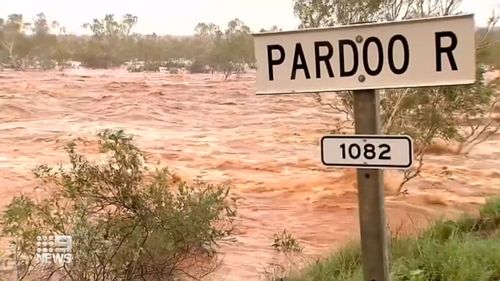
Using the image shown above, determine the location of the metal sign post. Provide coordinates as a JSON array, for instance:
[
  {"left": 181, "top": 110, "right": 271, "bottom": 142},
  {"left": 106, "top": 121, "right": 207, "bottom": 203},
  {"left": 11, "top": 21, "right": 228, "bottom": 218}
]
[{"left": 353, "top": 90, "right": 390, "bottom": 281}]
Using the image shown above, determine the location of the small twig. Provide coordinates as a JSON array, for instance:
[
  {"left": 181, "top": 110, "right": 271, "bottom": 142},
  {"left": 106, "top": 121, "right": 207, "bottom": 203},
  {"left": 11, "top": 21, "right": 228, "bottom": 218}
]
[
  {"left": 383, "top": 89, "right": 408, "bottom": 133},
  {"left": 398, "top": 139, "right": 429, "bottom": 194},
  {"left": 313, "top": 93, "right": 352, "bottom": 121},
  {"left": 460, "top": 97, "right": 500, "bottom": 153}
]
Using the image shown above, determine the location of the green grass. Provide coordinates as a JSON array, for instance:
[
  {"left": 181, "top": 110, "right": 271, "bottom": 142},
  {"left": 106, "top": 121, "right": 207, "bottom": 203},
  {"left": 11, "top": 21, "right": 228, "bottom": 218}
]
[{"left": 283, "top": 197, "right": 500, "bottom": 281}]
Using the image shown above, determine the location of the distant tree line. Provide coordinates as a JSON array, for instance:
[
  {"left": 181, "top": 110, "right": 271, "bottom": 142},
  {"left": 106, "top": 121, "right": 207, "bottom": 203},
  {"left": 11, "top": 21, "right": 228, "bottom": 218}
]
[
  {"left": 0, "top": 13, "right": 265, "bottom": 77},
  {"left": 1, "top": 10, "right": 498, "bottom": 75}
]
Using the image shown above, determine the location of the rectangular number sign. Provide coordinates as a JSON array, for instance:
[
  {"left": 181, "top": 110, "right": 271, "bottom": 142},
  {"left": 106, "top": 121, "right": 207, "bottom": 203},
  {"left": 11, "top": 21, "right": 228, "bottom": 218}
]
[
  {"left": 253, "top": 14, "right": 475, "bottom": 94},
  {"left": 321, "top": 135, "right": 413, "bottom": 169}
]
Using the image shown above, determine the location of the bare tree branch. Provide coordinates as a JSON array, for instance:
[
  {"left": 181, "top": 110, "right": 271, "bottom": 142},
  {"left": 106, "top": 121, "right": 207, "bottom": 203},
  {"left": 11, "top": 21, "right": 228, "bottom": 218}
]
[{"left": 383, "top": 89, "right": 409, "bottom": 133}]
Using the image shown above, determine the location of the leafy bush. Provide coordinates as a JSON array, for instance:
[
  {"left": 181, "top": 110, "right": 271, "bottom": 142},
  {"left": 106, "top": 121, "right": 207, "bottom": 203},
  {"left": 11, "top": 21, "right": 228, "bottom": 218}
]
[
  {"left": 271, "top": 229, "right": 303, "bottom": 253},
  {"left": 79, "top": 53, "right": 122, "bottom": 69},
  {"left": 37, "top": 59, "right": 57, "bottom": 70},
  {"left": 1, "top": 129, "right": 237, "bottom": 281},
  {"left": 163, "top": 60, "right": 189, "bottom": 70},
  {"left": 143, "top": 61, "right": 163, "bottom": 72},
  {"left": 126, "top": 60, "right": 144, "bottom": 72},
  {"left": 188, "top": 59, "right": 211, "bottom": 74},
  {"left": 127, "top": 60, "right": 189, "bottom": 73},
  {"left": 219, "top": 61, "right": 245, "bottom": 80}
]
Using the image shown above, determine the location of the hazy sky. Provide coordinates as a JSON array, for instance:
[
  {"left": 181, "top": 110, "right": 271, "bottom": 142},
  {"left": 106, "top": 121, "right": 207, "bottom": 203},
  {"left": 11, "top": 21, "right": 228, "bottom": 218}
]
[{"left": 1, "top": 0, "right": 498, "bottom": 35}]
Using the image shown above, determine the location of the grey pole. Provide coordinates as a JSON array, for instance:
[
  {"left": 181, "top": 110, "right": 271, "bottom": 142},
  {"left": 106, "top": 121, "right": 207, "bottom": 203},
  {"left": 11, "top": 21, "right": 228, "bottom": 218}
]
[{"left": 353, "top": 89, "right": 391, "bottom": 281}]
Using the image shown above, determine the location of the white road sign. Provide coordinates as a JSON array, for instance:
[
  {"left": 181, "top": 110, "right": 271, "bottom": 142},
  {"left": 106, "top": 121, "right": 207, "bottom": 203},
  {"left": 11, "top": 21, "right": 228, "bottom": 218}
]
[
  {"left": 321, "top": 135, "right": 413, "bottom": 169},
  {"left": 253, "top": 14, "right": 475, "bottom": 95}
]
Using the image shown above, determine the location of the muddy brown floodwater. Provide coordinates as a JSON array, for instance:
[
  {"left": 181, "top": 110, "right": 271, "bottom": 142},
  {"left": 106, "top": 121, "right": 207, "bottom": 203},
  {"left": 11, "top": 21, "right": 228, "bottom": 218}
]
[{"left": 0, "top": 69, "right": 499, "bottom": 281}]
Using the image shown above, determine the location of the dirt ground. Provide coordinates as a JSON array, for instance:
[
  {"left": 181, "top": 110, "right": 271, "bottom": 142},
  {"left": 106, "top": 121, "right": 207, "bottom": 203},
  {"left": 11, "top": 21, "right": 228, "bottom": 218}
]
[{"left": 0, "top": 69, "right": 499, "bottom": 281}]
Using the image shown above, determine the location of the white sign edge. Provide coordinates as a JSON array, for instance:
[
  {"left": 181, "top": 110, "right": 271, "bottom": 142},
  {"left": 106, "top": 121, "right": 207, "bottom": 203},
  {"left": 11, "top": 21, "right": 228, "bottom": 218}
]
[
  {"left": 255, "top": 79, "right": 476, "bottom": 95},
  {"left": 320, "top": 134, "right": 414, "bottom": 169},
  {"left": 252, "top": 14, "right": 474, "bottom": 37}
]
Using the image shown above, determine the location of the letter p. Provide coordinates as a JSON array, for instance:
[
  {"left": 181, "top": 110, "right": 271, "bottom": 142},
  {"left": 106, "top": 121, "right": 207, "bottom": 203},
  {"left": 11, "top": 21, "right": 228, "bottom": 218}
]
[{"left": 267, "top": 44, "right": 285, "bottom": 81}]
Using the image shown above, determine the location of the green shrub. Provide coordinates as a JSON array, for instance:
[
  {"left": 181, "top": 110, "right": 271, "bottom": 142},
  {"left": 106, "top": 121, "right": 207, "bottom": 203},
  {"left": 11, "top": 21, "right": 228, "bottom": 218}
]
[
  {"left": 143, "top": 61, "right": 162, "bottom": 72},
  {"left": 283, "top": 198, "right": 500, "bottom": 281},
  {"left": 1, "top": 129, "right": 237, "bottom": 281},
  {"left": 390, "top": 234, "right": 500, "bottom": 281},
  {"left": 188, "top": 59, "right": 211, "bottom": 74},
  {"left": 271, "top": 229, "right": 303, "bottom": 253},
  {"left": 37, "top": 59, "right": 57, "bottom": 70}
]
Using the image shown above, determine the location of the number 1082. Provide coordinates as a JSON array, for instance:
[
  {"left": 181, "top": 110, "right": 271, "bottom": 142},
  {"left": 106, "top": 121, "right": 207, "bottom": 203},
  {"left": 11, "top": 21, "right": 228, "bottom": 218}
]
[{"left": 340, "top": 143, "right": 391, "bottom": 160}]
